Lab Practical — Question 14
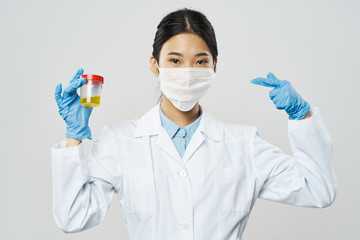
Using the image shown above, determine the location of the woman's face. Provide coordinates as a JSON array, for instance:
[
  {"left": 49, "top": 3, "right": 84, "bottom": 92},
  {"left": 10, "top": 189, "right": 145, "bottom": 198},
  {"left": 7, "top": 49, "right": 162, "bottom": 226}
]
[{"left": 150, "top": 33, "right": 217, "bottom": 77}]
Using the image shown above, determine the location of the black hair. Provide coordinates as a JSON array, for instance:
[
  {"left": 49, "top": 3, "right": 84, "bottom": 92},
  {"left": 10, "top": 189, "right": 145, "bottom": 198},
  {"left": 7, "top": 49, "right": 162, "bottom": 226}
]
[{"left": 152, "top": 7, "right": 218, "bottom": 103}]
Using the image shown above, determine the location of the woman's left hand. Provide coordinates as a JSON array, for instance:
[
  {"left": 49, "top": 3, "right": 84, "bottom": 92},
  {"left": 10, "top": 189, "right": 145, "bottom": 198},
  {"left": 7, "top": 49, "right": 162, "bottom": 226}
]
[{"left": 251, "top": 72, "right": 310, "bottom": 120}]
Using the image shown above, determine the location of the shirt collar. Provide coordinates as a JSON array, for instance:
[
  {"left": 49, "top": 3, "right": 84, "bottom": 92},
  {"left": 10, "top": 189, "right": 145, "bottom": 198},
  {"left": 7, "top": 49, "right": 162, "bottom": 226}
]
[
  {"left": 134, "top": 103, "right": 223, "bottom": 141},
  {"left": 159, "top": 105, "right": 203, "bottom": 139}
]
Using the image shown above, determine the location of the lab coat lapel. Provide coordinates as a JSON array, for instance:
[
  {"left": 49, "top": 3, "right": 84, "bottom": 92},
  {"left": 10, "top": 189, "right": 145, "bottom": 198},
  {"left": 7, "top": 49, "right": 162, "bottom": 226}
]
[
  {"left": 182, "top": 127, "right": 204, "bottom": 163},
  {"left": 156, "top": 126, "right": 185, "bottom": 168},
  {"left": 182, "top": 105, "right": 223, "bottom": 163},
  {"left": 134, "top": 103, "right": 185, "bottom": 168}
]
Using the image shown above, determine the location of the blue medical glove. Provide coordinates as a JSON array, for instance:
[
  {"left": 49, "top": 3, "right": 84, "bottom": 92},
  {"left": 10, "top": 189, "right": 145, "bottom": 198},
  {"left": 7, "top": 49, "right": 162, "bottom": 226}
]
[
  {"left": 250, "top": 72, "right": 310, "bottom": 120},
  {"left": 55, "top": 68, "right": 93, "bottom": 140}
]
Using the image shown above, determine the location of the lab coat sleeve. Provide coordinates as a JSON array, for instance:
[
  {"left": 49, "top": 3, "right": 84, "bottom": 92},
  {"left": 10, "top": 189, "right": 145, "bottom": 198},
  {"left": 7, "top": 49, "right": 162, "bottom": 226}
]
[
  {"left": 250, "top": 107, "right": 337, "bottom": 208},
  {"left": 51, "top": 125, "right": 121, "bottom": 233}
]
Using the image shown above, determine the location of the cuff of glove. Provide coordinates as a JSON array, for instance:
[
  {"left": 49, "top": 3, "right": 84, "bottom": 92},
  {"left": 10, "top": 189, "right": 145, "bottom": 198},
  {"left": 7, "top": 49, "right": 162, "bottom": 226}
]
[
  {"left": 65, "top": 125, "right": 92, "bottom": 140},
  {"left": 289, "top": 102, "right": 311, "bottom": 120}
]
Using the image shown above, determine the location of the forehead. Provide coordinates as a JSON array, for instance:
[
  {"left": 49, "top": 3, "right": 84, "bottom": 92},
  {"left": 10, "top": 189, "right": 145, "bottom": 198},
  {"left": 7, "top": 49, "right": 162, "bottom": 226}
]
[{"left": 160, "top": 33, "right": 211, "bottom": 56}]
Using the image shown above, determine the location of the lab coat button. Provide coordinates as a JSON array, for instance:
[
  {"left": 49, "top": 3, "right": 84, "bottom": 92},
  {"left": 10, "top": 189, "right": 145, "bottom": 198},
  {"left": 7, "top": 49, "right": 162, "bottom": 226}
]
[
  {"left": 179, "top": 170, "right": 187, "bottom": 177},
  {"left": 179, "top": 221, "right": 189, "bottom": 229}
]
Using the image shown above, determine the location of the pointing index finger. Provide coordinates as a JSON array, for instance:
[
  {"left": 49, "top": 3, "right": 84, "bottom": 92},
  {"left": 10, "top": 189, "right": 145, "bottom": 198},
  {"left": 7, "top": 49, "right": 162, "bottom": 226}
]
[{"left": 250, "top": 77, "right": 281, "bottom": 88}]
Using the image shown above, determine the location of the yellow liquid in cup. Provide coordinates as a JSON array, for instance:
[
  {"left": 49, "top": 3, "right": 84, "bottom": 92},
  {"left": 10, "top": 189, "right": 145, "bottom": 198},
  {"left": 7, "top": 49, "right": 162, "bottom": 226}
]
[{"left": 80, "top": 96, "right": 101, "bottom": 107}]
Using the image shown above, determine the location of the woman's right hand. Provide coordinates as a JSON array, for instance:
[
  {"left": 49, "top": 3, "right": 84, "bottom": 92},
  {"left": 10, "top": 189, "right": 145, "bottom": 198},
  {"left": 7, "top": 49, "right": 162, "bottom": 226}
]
[{"left": 55, "top": 68, "right": 93, "bottom": 140}]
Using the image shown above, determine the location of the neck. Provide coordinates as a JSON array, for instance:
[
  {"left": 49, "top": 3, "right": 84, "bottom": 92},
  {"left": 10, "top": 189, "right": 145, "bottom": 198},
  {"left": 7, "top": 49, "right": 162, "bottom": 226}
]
[{"left": 160, "top": 95, "right": 201, "bottom": 127}]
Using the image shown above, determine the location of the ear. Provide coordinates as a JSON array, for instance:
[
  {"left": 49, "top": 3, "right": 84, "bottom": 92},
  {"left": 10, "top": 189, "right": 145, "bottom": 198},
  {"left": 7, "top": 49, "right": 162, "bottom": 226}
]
[
  {"left": 150, "top": 56, "right": 159, "bottom": 77},
  {"left": 213, "top": 57, "right": 218, "bottom": 73}
]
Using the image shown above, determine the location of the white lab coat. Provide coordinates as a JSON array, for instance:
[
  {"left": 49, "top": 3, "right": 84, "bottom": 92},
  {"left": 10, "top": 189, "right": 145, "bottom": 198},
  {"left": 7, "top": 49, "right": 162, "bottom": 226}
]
[{"left": 51, "top": 103, "right": 337, "bottom": 240}]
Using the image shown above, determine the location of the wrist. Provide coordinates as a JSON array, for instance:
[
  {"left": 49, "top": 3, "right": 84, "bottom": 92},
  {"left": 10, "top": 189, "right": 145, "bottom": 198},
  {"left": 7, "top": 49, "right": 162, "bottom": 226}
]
[
  {"left": 66, "top": 138, "right": 82, "bottom": 147},
  {"left": 300, "top": 109, "right": 312, "bottom": 120}
]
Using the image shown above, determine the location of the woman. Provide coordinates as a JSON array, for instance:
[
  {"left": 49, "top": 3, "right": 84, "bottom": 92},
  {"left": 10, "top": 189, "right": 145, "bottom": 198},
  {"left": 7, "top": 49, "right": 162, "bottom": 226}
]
[{"left": 52, "top": 7, "right": 337, "bottom": 240}]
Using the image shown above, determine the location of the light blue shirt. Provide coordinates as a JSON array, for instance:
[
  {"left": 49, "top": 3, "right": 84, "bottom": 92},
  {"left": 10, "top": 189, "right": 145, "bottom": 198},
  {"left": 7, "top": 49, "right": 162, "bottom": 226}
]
[{"left": 159, "top": 106, "right": 202, "bottom": 158}]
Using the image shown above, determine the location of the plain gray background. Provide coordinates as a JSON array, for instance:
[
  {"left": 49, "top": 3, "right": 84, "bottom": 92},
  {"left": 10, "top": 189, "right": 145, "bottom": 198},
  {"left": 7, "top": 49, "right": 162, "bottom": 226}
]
[{"left": 1, "top": 0, "right": 359, "bottom": 239}]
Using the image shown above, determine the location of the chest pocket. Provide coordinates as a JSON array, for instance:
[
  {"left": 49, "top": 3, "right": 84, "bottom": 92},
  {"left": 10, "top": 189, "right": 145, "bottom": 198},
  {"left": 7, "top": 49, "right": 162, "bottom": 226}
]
[
  {"left": 220, "top": 165, "right": 253, "bottom": 212},
  {"left": 125, "top": 167, "right": 156, "bottom": 214}
]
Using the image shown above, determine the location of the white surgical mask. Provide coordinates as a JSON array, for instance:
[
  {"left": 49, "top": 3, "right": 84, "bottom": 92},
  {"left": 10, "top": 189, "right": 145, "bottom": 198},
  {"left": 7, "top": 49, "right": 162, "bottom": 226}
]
[{"left": 156, "top": 61, "right": 216, "bottom": 111}]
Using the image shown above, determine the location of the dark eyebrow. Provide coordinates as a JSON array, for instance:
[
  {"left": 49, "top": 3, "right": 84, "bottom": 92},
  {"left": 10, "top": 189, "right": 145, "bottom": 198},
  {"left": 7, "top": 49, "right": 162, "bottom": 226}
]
[{"left": 167, "top": 52, "right": 209, "bottom": 57}]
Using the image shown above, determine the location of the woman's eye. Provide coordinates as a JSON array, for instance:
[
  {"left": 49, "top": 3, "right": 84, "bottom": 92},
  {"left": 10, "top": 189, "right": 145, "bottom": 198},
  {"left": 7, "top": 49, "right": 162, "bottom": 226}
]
[
  {"left": 197, "top": 60, "right": 208, "bottom": 64},
  {"left": 170, "top": 59, "right": 180, "bottom": 64}
]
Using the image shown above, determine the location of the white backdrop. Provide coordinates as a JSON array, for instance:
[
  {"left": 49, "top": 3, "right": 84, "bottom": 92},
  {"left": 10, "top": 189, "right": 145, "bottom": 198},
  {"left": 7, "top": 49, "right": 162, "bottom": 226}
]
[{"left": 1, "top": 0, "right": 359, "bottom": 239}]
